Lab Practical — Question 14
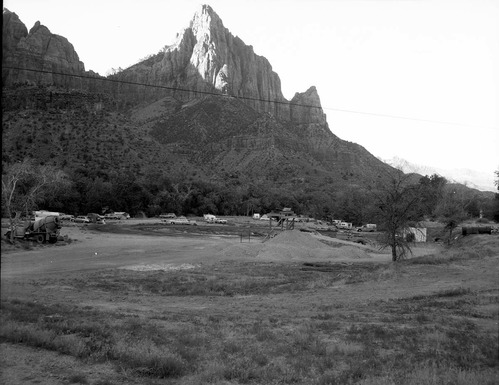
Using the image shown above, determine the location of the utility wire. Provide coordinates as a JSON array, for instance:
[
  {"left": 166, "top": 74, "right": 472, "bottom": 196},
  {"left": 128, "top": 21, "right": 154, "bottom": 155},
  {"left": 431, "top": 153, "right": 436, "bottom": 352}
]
[{"left": 3, "top": 65, "right": 495, "bottom": 130}]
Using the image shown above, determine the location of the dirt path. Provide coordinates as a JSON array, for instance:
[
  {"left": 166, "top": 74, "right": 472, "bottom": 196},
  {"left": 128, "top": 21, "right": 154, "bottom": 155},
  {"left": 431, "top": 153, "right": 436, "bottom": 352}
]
[{"left": 1, "top": 226, "right": 242, "bottom": 280}]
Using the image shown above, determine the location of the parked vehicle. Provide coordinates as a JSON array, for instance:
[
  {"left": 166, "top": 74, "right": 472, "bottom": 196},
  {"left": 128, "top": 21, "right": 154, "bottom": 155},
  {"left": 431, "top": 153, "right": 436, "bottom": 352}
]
[
  {"left": 34, "top": 210, "right": 60, "bottom": 219},
  {"left": 72, "top": 216, "right": 90, "bottom": 223},
  {"left": 204, "top": 214, "right": 216, "bottom": 222},
  {"left": 59, "top": 214, "right": 74, "bottom": 221},
  {"left": 260, "top": 214, "right": 270, "bottom": 221},
  {"left": 253, "top": 214, "right": 260, "bottom": 219},
  {"left": 163, "top": 216, "right": 197, "bottom": 225},
  {"left": 337, "top": 222, "right": 353, "bottom": 230},
  {"left": 357, "top": 224, "right": 377, "bottom": 232},
  {"left": 159, "top": 213, "right": 176, "bottom": 219},
  {"left": 204, "top": 214, "right": 227, "bottom": 224},
  {"left": 87, "top": 213, "right": 105, "bottom": 223},
  {"left": 113, "top": 212, "right": 130, "bottom": 220},
  {"left": 4, "top": 215, "right": 61, "bottom": 244},
  {"left": 104, "top": 212, "right": 130, "bottom": 220}
]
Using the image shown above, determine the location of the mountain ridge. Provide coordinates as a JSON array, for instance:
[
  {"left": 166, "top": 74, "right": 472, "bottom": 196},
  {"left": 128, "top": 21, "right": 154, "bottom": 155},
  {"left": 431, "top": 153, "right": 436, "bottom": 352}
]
[
  {"left": 384, "top": 156, "right": 496, "bottom": 193},
  {"left": 2, "top": 5, "right": 493, "bottom": 219}
]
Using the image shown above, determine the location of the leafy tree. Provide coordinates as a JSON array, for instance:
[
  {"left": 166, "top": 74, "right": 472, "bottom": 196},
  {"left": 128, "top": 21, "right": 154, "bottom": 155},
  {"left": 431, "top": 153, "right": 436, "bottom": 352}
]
[
  {"left": 2, "top": 159, "right": 69, "bottom": 242},
  {"left": 434, "top": 189, "right": 469, "bottom": 244},
  {"left": 372, "top": 170, "right": 424, "bottom": 261},
  {"left": 419, "top": 174, "right": 447, "bottom": 218}
]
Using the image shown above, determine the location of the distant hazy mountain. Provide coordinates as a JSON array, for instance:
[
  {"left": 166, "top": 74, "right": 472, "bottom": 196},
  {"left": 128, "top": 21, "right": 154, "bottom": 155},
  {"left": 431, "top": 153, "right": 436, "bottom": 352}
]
[{"left": 383, "top": 156, "right": 496, "bottom": 192}]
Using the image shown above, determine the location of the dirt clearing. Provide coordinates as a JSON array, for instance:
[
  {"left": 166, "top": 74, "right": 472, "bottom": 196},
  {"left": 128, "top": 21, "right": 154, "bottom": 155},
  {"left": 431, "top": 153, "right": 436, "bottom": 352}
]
[{"left": 1, "top": 222, "right": 498, "bottom": 384}]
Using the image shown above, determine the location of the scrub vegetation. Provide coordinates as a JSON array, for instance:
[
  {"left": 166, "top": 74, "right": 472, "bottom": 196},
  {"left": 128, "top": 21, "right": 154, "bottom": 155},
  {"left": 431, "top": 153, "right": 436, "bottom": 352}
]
[{"left": 1, "top": 237, "right": 497, "bottom": 385}]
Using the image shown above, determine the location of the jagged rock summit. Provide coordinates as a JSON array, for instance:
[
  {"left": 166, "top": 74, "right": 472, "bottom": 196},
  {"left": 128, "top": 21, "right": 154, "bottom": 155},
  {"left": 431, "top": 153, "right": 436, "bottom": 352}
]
[
  {"left": 115, "top": 4, "right": 326, "bottom": 124},
  {"left": 3, "top": 5, "right": 326, "bottom": 125},
  {"left": 2, "top": 8, "right": 86, "bottom": 87}
]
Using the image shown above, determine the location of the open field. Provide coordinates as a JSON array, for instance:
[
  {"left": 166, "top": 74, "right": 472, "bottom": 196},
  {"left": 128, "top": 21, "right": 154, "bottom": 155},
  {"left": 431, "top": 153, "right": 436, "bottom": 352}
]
[{"left": 1, "top": 219, "right": 498, "bottom": 384}]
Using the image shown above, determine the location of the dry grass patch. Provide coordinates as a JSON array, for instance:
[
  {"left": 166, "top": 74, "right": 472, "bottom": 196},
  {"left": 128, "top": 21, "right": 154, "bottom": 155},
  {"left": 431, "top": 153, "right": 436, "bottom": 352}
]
[{"left": 1, "top": 252, "right": 498, "bottom": 384}]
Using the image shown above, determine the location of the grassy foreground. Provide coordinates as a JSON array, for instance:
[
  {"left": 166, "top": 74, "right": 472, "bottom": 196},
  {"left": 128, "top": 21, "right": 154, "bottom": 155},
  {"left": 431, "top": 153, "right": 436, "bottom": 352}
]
[{"left": 1, "top": 250, "right": 498, "bottom": 384}]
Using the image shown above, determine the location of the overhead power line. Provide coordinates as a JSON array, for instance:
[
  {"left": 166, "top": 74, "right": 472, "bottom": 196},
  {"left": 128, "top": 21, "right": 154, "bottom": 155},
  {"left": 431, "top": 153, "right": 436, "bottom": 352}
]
[{"left": 3, "top": 66, "right": 495, "bottom": 130}]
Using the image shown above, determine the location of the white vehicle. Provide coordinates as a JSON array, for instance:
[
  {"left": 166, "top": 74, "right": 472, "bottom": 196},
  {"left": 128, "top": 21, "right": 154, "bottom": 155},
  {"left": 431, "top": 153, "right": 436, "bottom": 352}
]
[
  {"left": 113, "top": 212, "right": 130, "bottom": 220},
  {"left": 259, "top": 214, "right": 270, "bottom": 221},
  {"left": 357, "top": 224, "right": 377, "bottom": 232},
  {"left": 34, "top": 210, "right": 60, "bottom": 219},
  {"left": 163, "top": 216, "right": 197, "bottom": 225},
  {"left": 253, "top": 213, "right": 260, "bottom": 219},
  {"left": 204, "top": 214, "right": 227, "bottom": 224},
  {"left": 72, "top": 216, "right": 91, "bottom": 223},
  {"left": 337, "top": 222, "right": 353, "bottom": 230}
]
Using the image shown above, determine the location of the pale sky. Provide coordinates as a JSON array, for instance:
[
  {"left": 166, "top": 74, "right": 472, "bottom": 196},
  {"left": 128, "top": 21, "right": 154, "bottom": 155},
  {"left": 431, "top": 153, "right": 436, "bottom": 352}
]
[{"left": 4, "top": 0, "right": 499, "bottom": 188}]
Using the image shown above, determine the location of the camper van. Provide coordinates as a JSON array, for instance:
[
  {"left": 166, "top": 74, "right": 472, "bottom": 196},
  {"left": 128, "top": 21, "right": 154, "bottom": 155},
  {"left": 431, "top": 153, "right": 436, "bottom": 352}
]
[{"left": 337, "top": 222, "right": 353, "bottom": 230}]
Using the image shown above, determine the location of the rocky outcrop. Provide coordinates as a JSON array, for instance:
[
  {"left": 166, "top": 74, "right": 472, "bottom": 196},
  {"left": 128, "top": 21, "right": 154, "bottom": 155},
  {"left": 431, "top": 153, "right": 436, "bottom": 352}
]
[
  {"left": 2, "top": 8, "right": 86, "bottom": 88},
  {"left": 113, "top": 5, "right": 324, "bottom": 124},
  {"left": 3, "top": 5, "right": 326, "bottom": 125},
  {"left": 2, "top": 8, "right": 28, "bottom": 56},
  {"left": 290, "top": 86, "right": 327, "bottom": 124}
]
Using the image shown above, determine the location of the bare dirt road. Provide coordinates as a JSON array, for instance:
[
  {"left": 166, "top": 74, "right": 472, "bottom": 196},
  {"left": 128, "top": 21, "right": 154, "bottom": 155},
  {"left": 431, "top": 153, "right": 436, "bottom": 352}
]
[{"left": 1, "top": 226, "right": 237, "bottom": 280}]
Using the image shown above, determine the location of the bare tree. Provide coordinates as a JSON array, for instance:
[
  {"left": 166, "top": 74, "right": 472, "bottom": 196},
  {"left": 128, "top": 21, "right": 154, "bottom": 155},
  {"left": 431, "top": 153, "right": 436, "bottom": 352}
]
[
  {"left": 373, "top": 170, "right": 424, "bottom": 261},
  {"left": 2, "top": 159, "right": 69, "bottom": 242}
]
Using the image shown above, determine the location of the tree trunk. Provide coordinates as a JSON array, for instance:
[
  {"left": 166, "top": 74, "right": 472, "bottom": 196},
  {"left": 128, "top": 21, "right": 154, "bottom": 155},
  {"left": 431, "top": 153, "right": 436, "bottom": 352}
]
[{"left": 391, "top": 245, "right": 397, "bottom": 261}]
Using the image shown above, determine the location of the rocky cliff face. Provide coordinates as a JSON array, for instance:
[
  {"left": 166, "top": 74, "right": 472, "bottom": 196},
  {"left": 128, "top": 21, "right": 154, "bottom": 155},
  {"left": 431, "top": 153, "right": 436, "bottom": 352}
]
[
  {"left": 3, "top": 5, "right": 327, "bottom": 125},
  {"left": 2, "top": 8, "right": 86, "bottom": 88},
  {"left": 2, "top": 5, "right": 396, "bottom": 194},
  {"left": 2, "top": 8, "right": 28, "bottom": 56},
  {"left": 113, "top": 5, "right": 325, "bottom": 124}
]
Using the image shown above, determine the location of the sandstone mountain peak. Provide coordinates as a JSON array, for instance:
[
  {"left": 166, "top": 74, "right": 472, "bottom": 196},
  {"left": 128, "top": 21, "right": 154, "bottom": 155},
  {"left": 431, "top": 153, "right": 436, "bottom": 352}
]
[
  {"left": 190, "top": 4, "right": 225, "bottom": 35},
  {"left": 2, "top": 10, "right": 85, "bottom": 87}
]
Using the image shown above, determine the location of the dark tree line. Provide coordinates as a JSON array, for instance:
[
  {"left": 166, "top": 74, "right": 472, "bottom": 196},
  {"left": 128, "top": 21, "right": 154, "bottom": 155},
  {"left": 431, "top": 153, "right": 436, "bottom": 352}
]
[{"left": 3, "top": 161, "right": 496, "bottom": 230}]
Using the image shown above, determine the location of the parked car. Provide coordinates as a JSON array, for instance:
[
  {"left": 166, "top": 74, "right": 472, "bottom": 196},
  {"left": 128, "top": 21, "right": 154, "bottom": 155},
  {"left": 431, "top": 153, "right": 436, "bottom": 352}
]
[
  {"left": 260, "top": 214, "right": 270, "bottom": 221},
  {"left": 72, "top": 216, "right": 90, "bottom": 223},
  {"left": 87, "top": 213, "right": 105, "bottom": 223},
  {"left": 113, "top": 212, "right": 130, "bottom": 220},
  {"left": 356, "top": 224, "right": 377, "bottom": 232},
  {"left": 59, "top": 214, "right": 74, "bottom": 221},
  {"left": 104, "top": 212, "right": 130, "bottom": 220},
  {"left": 163, "top": 216, "right": 197, "bottom": 225},
  {"left": 159, "top": 213, "right": 176, "bottom": 219}
]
